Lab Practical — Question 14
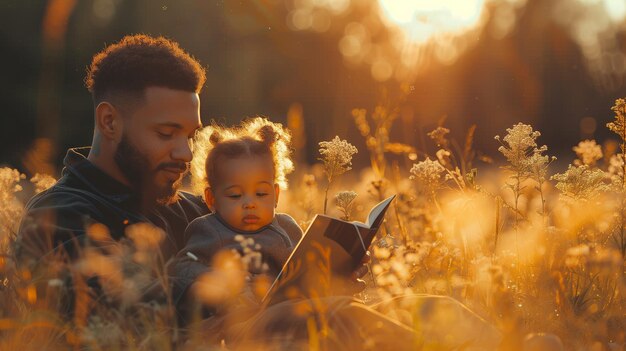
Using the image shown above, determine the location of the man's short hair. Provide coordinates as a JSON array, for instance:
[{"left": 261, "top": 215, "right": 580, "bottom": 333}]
[{"left": 85, "top": 34, "right": 206, "bottom": 104}]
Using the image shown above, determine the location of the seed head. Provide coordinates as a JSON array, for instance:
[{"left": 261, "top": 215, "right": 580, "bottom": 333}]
[
  {"left": 551, "top": 164, "right": 612, "bottom": 201},
  {"left": 410, "top": 158, "right": 446, "bottom": 192},
  {"left": 318, "top": 136, "right": 358, "bottom": 182},
  {"left": 607, "top": 98, "right": 626, "bottom": 139},
  {"left": 573, "top": 140, "right": 603, "bottom": 167}
]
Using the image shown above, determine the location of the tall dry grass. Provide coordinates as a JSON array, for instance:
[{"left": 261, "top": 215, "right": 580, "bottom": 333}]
[{"left": 0, "top": 97, "right": 624, "bottom": 350}]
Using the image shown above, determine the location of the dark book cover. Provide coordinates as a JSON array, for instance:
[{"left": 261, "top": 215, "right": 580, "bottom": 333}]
[{"left": 263, "top": 195, "right": 396, "bottom": 304}]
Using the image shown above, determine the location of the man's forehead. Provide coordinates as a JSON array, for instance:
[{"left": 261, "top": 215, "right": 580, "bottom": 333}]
[{"left": 131, "top": 87, "right": 201, "bottom": 128}]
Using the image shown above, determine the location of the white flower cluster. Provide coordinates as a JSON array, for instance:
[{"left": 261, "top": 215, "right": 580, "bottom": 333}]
[
  {"left": 608, "top": 153, "right": 624, "bottom": 179},
  {"left": 318, "top": 136, "right": 358, "bottom": 181},
  {"left": 551, "top": 164, "right": 612, "bottom": 201},
  {"left": 334, "top": 190, "right": 357, "bottom": 210},
  {"left": 573, "top": 140, "right": 603, "bottom": 167},
  {"left": 495, "top": 123, "right": 546, "bottom": 172},
  {"left": 409, "top": 157, "right": 445, "bottom": 192},
  {"left": 0, "top": 168, "right": 26, "bottom": 246},
  {"left": 30, "top": 173, "right": 56, "bottom": 194},
  {"left": 335, "top": 190, "right": 357, "bottom": 220},
  {"left": 0, "top": 167, "right": 24, "bottom": 196},
  {"left": 495, "top": 123, "right": 555, "bottom": 184},
  {"left": 234, "top": 235, "right": 268, "bottom": 274},
  {"left": 607, "top": 98, "right": 626, "bottom": 136}
]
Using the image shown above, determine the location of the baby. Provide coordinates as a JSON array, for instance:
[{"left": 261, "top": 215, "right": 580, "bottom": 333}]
[{"left": 173, "top": 117, "right": 302, "bottom": 309}]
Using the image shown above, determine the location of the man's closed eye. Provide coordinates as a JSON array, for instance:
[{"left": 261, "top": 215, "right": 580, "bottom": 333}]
[{"left": 157, "top": 131, "right": 174, "bottom": 139}]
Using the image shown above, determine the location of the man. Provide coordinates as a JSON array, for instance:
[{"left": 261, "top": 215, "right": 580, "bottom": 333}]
[{"left": 16, "top": 34, "right": 209, "bottom": 287}]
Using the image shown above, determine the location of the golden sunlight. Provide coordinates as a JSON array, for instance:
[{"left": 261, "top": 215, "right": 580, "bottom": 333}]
[{"left": 378, "top": 0, "right": 486, "bottom": 44}]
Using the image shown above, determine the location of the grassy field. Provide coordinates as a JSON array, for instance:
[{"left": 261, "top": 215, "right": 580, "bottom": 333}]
[{"left": 0, "top": 97, "right": 624, "bottom": 350}]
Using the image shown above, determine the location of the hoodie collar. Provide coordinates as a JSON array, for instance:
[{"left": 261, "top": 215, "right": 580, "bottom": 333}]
[{"left": 61, "top": 147, "right": 135, "bottom": 204}]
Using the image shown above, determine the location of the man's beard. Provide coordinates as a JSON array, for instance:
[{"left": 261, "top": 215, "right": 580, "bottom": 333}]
[{"left": 114, "top": 133, "right": 187, "bottom": 207}]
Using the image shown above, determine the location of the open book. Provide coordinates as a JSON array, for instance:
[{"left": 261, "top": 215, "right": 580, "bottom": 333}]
[{"left": 262, "top": 195, "right": 396, "bottom": 305}]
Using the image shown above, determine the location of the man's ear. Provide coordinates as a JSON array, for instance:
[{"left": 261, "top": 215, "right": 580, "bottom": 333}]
[
  {"left": 95, "top": 102, "right": 122, "bottom": 141},
  {"left": 274, "top": 184, "right": 280, "bottom": 208},
  {"left": 204, "top": 187, "right": 215, "bottom": 212}
]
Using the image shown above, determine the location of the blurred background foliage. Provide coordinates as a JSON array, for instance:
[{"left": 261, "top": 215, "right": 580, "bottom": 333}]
[{"left": 1, "top": 0, "right": 626, "bottom": 177}]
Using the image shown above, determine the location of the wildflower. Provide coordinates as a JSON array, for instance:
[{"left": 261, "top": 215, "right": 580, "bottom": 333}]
[
  {"left": 607, "top": 98, "right": 626, "bottom": 138},
  {"left": 573, "top": 140, "right": 603, "bottom": 167},
  {"left": 234, "top": 235, "right": 267, "bottom": 274},
  {"left": 335, "top": 190, "right": 357, "bottom": 221},
  {"left": 30, "top": 173, "right": 56, "bottom": 194},
  {"left": 0, "top": 168, "right": 26, "bottom": 247},
  {"left": 495, "top": 123, "right": 544, "bottom": 174},
  {"left": 435, "top": 149, "right": 452, "bottom": 169},
  {"left": 527, "top": 148, "right": 554, "bottom": 184},
  {"left": 335, "top": 190, "right": 357, "bottom": 208},
  {"left": 0, "top": 168, "right": 25, "bottom": 193},
  {"left": 193, "top": 250, "right": 247, "bottom": 305},
  {"left": 428, "top": 127, "right": 450, "bottom": 148},
  {"left": 87, "top": 223, "right": 112, "bottom": 242},
  {"left": 373, "top": 246, "right": 391, "bottom": 259},
  {"left": 404, "top": 252, "right": 420, "bottom": 264},
  {"left": 608, "top": 153, "right": 624, "bottom": 180},
  {"left": 409, "top": 158, "right": 445, "bottom": 193},
  {"left": 319, "top": 136, "right": 358, "bottom": 214},
  {"left": 76, "top": 248, "right": 124, "bottom": 295},
  {"left": 352, "top": 108, "right": 370, "bottom": 137},
  {"left": 551, "top": 164, "right": 612, "bottom": 201},
  {"left": 318, "top": 136, "right": 358, "bottom": 182},
  {"left": 496, "top": 123, "right": 554, "bottom": 222},
  {"left": 499, "top": 123, "right": 556, "bottom": 184},
  {"left": 125, "top": 223, "right": 165, "bottom": 252},
  {"left": 390, "top": 259, "right": 410, "bottom": 280}
]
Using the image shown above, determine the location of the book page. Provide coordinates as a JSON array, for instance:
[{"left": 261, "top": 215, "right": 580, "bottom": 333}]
[{"left": 365, "top": 195, "right": 396, "bottom": 228}]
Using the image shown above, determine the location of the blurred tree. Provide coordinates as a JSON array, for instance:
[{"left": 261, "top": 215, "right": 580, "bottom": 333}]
[{"left": 0, "top": 0, "right": 624, "bottom": 175}]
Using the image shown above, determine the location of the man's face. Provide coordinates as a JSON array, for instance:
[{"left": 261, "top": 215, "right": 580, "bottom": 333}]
[
  {"left": 114, "top": 86, "right": 201, "bottom": 205},
  {"left": 206, "top": 154, "right": 279, "bottom": 232}
]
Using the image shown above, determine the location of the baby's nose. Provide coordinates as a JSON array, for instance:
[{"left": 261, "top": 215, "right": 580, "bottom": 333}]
[{"left": 243, "top": 199, "right": 256, "bottom": 209}]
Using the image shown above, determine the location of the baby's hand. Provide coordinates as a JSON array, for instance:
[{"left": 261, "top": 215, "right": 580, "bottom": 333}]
[{"left": 336, "top": 251, "right": 370, "bottom": 296}]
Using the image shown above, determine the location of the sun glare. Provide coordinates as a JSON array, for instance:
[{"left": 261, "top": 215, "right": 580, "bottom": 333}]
[
  {"left": 378, "top": 0, "right": 486, "bottom": 44},
  {"left": 602, "top": 0, "right": 626, "bottom": 21}
]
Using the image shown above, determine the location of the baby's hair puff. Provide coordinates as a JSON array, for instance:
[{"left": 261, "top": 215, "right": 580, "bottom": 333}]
[{"left": 191, "top": 117, "right": 294, "bottom": 194}]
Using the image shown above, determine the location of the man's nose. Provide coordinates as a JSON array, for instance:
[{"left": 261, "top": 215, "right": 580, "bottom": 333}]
[{"left": 172, "top": 138, "right": 193, "bottom": 163}]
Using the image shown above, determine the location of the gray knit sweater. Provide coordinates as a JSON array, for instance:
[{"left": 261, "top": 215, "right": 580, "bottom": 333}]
[{"left": 172, "top": 213, "right": 303, "bottom": 305}]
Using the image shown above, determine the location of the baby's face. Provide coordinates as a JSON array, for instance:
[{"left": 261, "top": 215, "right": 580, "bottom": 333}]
[{"left": 206, "top": 154, "right": 279, "bottom": 232}]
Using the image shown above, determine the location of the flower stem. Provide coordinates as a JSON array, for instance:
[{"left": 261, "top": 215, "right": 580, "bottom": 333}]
[{"left": 323, "top": 183, "right": 330, "bottom": 215}]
